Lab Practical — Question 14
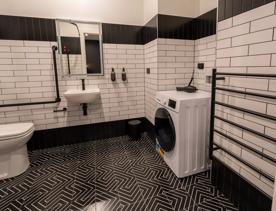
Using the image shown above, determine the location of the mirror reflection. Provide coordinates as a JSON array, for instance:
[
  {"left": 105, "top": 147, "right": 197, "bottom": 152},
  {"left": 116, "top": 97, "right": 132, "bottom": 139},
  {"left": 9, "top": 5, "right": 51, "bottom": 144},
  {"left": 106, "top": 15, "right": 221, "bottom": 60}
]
[{"left": 56, "top": 20, "right": 104, "bottom": 76}]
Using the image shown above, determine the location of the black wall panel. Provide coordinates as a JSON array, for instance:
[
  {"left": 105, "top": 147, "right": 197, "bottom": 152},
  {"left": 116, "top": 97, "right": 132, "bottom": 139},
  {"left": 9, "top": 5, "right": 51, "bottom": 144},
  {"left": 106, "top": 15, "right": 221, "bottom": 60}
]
[
  {"left": 0, "top": 10, "right": 216, "bottom": 45},
  {"left": 158, "top": 9, "right": 217, "bottom": 40},
  {"left": 28, "top": 117, "right": 154, "bottom": 151},
  {"left": 218, "top": 0, "right": 275, "bottom": 22},
  {"left": 102, "top": 15, "right": 158, "bottom": 45},
  {"left": 158, "top": 15, "right": 194, "bottom": 40},
  {"left": 0, "top": 15, "right": 56, "bottom": 41},
  {"left": 102, "top": 23, "right": 144, "bottom": 45},
  {"left": 142, "top": 15, "right": 158, "bottom": 44},
  {"left": 193, "top": 9, "right": 217, "bottom": 40}
]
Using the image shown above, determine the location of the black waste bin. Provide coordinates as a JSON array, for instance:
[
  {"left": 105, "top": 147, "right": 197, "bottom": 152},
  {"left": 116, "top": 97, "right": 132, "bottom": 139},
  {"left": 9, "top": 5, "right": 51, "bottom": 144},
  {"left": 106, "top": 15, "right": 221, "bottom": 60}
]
[{"left": 128, "top": 120, "right": 141, "bottom": 140}]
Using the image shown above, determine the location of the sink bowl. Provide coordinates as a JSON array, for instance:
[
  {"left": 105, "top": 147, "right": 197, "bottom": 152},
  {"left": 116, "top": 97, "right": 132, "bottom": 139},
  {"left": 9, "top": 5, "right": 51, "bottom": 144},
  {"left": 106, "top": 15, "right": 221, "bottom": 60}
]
[{"left": 64, "top": 88, "right": 100, "bottom": 104}]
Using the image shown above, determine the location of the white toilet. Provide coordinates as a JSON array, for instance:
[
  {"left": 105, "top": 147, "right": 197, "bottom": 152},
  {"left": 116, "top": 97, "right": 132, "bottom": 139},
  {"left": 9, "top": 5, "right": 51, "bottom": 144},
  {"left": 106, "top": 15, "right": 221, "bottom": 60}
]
[{"left": 0, "top": 122, "right": 34, "bottom": 179}]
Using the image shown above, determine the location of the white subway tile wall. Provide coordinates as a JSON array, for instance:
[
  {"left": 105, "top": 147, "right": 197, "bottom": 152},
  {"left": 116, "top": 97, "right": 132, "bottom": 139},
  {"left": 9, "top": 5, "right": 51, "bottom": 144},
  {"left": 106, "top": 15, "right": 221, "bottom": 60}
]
[
  {"left": 144, "top": 38, "right": 195, "bottom": 124},
  {"left": 194, "top": 35, "right": 217, "bottom": 91},
  {"left": 144, "top": 40, "right": 158, "bottom": 124},
  {"left": 0, "top": 41, "right": 145, "bottom": 130},
  {"left": 215, "top": 1, "right": 276, "bottom": 197}
]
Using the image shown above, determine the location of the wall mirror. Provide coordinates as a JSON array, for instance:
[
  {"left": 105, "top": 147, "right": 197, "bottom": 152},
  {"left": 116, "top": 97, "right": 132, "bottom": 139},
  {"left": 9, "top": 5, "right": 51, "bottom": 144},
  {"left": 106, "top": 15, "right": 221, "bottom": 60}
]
[{"left": 56, "top": 20, "right": 104, "bottom": 76}]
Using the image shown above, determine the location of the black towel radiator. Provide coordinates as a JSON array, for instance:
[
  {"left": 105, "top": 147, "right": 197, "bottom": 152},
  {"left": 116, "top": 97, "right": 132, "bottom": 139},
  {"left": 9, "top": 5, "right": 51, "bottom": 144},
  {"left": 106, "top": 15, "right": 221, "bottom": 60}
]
[{"left": 209, "top": 69, "right": 276, "bottom": 185}]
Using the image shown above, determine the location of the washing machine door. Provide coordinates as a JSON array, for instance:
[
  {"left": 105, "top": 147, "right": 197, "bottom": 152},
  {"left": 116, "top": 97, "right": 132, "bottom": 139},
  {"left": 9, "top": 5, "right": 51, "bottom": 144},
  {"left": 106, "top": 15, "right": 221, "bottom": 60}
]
[{"left": 155, "top": 107, "right": 176, "bottom": 152}]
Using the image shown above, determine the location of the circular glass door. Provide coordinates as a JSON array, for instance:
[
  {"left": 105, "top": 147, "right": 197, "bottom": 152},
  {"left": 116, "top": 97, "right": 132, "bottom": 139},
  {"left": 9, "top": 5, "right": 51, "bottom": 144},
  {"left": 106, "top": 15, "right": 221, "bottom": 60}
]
[{"left": 155, "top": 108, "right": 176, "bottom": 152}]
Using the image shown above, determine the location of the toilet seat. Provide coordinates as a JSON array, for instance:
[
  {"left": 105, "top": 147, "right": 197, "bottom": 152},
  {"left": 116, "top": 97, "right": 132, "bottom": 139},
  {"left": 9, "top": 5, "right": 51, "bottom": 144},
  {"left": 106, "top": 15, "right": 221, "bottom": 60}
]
[{"left": 0, "top": 123, "right": 34, "bottom": 141}]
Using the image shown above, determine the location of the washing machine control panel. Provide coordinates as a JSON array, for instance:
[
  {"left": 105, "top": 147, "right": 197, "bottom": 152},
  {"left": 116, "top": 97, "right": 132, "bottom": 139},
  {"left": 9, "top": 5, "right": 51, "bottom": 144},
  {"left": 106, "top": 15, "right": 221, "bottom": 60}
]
[
  {"left": 168, "top": 99, "right": 176, "bottom": 109},
  {"left": 156, "top": 92, "right": 179, "bottom": 112}
]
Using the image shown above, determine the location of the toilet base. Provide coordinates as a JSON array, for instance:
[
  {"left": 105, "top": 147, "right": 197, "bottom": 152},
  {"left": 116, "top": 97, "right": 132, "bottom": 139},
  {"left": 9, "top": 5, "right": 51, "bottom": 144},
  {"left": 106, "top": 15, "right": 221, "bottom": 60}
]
[{"left": 0, "top": 144, "right": 30, "bottom": 179}]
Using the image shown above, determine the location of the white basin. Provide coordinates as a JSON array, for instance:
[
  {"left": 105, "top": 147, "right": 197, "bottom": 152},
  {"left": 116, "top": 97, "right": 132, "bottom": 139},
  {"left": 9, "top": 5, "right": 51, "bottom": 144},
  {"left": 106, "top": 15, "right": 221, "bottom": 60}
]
[{"left": 64, "top": 88, "right": 100, "bottom": 104}]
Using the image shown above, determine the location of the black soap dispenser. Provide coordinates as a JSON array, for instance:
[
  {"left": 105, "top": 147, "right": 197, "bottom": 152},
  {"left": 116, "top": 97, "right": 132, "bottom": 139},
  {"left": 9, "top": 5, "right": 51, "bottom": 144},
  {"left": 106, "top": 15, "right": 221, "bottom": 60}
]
[
  {"left": 122, "top": 68, "right": 127, "bottom": 81},
  {"left": 111, "top": 68, "right": 116, "bottom": 82}
]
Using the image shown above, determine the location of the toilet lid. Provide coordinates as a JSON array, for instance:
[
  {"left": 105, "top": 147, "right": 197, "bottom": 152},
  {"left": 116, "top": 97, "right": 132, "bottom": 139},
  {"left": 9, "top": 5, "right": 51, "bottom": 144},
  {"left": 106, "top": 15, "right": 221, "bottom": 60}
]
[{"left": 0, "top": 123, "right": 34, "bottom": 140}]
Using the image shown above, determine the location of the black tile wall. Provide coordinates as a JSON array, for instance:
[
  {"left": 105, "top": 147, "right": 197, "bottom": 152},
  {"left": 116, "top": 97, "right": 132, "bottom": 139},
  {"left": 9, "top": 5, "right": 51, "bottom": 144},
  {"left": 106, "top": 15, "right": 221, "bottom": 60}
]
[
  {"left": 158, "top": 15, "right": 194, "bottom": 40},
  {"left": 158, "top": 9, "right": 217, "bottom": 40},
  {"left": 212, "top": 157, "right": 272, "bottom": 211},
  {"left": 102, "top": 23, "right": 144, "bottom": 45},
  {"left": 193, "top": 9, "right": 217, "bottom": 40},
  {"left": 0, "top": 10, "right": 216, "bottom": 45},
  {"left": 142, "top": 15, "right": 158, "bottom": 44},
  {"left": 103, "top": 9, "right": 217, "bottom": 45},
  {"left": 27, "top": 117, "right": 154, "bottom": 151},
  {"left": 0, "top": 15, "right": 56, "bottom": 41},
  {"left": 218, "top": 0, "right": 275, "bottom": 22}
]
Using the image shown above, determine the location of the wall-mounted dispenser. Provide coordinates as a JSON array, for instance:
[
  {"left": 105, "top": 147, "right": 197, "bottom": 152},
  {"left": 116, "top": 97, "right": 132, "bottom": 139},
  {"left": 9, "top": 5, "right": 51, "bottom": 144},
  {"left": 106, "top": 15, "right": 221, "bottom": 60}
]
[
  {"left": 197, "top": 63, "right": 204, "bottom": 69},
  {"left": 122, "top": 68, "right": 127, "bottom": 81},
  {"left": 111, "top": 68, "right": 116, "bottom": 82}
]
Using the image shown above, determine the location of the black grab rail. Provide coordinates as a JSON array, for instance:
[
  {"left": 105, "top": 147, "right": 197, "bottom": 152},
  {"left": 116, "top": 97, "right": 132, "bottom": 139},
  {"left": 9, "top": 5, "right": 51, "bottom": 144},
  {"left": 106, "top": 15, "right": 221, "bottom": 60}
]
[
  {"left": 209, "top": 69, "right": 276, "bottom": 184},
  {"left": 0, "top": 46, "right": 61, "bottom": 107}
]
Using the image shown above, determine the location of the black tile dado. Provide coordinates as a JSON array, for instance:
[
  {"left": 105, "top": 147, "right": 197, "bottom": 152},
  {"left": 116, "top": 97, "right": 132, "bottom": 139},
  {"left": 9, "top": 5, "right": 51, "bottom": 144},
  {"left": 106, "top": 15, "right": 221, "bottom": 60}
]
[
  {"left": 212, "top": 157, "right": 272, "bottom": 211},
  {"left": 0, "top": 15, "right": 56, "bottom": 41},
  {"left": 225, "top": 0, "right": 234, "bottom": 19},
  {"left": 102, "top": 23, "right": 144, "bottom": 45},
  {"left": 193, "top": 9, "right": 217, "bottom": 40},
  {"left": 0, "top": 135, "right": 238, "bottom": 211},
  {"left": 233, "top": 0, "right": 243, "bottom": 16},
  {"left": 142, "top": 15, "right": 158, "bottom": 44},
  {"left": 28, "top": 117, "right": 153, "bottom": 151},
  {"left": 218, "top": 0, "right": 275, "bottom": 22},
  {"left": 158, "top": 14, "right": 195, "bottom": 40},
  {"left": 158, "top": 9, "right": 217, "bottom": 41}
]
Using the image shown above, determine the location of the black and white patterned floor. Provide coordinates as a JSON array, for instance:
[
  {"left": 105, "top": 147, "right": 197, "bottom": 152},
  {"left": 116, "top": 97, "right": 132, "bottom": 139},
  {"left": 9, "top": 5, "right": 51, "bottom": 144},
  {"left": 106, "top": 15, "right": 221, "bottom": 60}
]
[{"left": 0, "top": 134, "right": 239, "bottom": 211}]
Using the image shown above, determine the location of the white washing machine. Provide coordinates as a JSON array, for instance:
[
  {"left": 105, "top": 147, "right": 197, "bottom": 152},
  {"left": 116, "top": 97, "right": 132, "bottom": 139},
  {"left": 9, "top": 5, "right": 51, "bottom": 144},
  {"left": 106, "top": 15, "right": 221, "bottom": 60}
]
[{"left": 155, "top": 90, "right": 211, "bottom": 178}]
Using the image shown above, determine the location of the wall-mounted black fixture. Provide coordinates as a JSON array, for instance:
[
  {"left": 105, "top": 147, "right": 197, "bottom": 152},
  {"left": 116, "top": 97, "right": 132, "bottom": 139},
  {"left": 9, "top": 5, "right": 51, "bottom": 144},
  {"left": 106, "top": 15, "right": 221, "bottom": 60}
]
[
  {"left": 53, "top": 107, "right": 67, "bottom": 113},
  {"left": 80, "top": 79, "right": 88, "bottom": 116},
  {"left": 82, "top": 104, "right": 88, "bottom": 116},
  {"left": 198, "top": 63, "right": 204, "bottom": 69},
  {"left": 63, "top": 46, "right": 71, "bottom": 75},
  {"left": 0, "top": 45, "right": 61, "bottom": 108},
  {"left": 146, "top": 68, "right": 150, "bottom": 74},
  {"left": 122, "top": 68, "right": 127, "bottom": 81},
  {"left": 111, "top": 68, "right": 116, "bottom": 82},
  {"left": 81, "top": 79, "right": 86, "bottom": 90}
]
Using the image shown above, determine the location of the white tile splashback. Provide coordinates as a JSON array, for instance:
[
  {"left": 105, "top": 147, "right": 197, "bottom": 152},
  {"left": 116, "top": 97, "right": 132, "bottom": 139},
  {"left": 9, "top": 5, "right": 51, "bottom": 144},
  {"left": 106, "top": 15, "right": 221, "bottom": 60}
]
[{"left": 0, "top": 40, "right": 145, "bottom": 130}]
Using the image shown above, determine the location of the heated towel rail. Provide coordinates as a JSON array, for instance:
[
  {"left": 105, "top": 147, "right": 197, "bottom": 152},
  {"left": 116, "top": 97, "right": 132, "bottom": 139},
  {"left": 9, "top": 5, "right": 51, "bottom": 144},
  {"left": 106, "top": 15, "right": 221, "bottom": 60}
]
[
  {"left": 0, "top": 46, "right": 61, "bottom": 107},
  {"left": 209, "top": 68, "right": 276, "bottom": 183}
]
